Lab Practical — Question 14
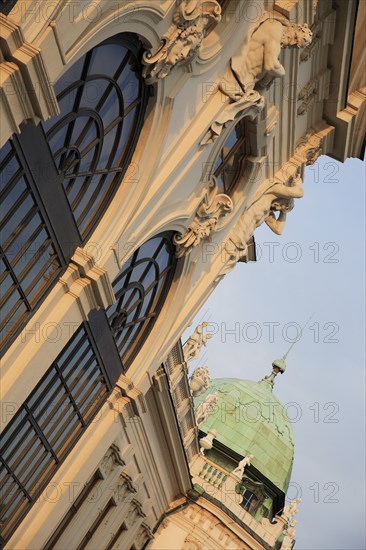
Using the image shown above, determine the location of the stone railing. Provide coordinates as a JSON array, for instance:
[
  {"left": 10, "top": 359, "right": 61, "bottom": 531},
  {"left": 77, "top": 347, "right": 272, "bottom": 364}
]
[{"left": 190, "top": 455, "right": 289, "bottom": 548}]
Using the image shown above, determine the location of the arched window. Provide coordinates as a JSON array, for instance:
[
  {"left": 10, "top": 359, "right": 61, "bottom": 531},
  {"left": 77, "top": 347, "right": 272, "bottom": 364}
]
[
  {"left": 42, "top": 33, "right": 149, "bottom": 240},
  {"left": 0, "top": 33, "right": 149, "bottom": 356},
  {"left": 108, "top": 233, "right": 177, "bottom": 369},
  {"left": 213, "top": 120, "right": 247, "bottom": 195}
]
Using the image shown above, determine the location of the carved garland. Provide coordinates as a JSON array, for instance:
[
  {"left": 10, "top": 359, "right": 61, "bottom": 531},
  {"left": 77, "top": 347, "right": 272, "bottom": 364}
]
[
  {"left": 174, "top": 177, "right": 233, "bottom": 258},
  {"left": 142, "top": 0, "right": 221, "bottom": 82}
]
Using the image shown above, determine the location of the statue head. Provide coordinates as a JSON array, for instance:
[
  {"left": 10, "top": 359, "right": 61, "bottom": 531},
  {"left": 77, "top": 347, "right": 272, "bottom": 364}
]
[
  {"left": 281, "top": 23, "right": 312, "bottom": 49},
  {"left": 270, "top": 197, "right": 294, "bottom": 213}
]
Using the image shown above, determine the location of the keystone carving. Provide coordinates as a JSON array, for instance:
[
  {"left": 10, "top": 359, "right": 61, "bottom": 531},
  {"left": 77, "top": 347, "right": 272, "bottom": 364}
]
[
  {"left": 183, "top": 321, "right": 214, "bottom": 363},
  {"left": 190, "top": 366, "right": 210, "bottom": 397},
  {"left": 174, "top": 177, "right": 233, "bottom": 257},
  {"left": 224, "top": 173, "right": 304, "bottom": 269},
  {"left": 143, "top": 0, "right": 221, "bottom": 82},
  {"left": 201, "top": 14, "right": 312, "bottom": 144}
]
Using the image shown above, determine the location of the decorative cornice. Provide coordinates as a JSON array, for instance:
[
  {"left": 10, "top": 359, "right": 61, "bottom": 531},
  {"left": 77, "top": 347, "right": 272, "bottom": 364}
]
[
  {"left": 142, "top": 0, "right": 221, "bottom": 82},
  {"left": 174, "top": 177, "right": 233, "bottom": 257}
]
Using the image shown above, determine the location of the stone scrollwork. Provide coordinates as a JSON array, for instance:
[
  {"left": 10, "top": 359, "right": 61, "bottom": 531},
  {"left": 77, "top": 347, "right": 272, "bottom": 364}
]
[
  {"left": 143, "top": 0, "right": 221, "bottom": 82},
  {"left": 201, "top": 14, "right": 312, "bottom": 144},
  {"left": 174, "top": 177, "right": 233, "bottom": 258}
]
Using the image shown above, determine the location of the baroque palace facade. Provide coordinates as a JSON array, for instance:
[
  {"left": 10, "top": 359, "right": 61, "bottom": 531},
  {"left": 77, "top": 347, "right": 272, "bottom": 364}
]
[{"left": 0, "top": 0, "right": 364, "bottom": 548}]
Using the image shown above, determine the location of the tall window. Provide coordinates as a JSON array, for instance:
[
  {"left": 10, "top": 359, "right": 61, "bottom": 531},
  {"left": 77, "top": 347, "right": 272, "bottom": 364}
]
[
  {"left": 214, "top": 120, "right": 247, "bottom": 195},
  {"left": 108, "top": 233, "right": 177, "bottom": 369},
  {"left": 0, "top": 33, "right": 149, "bottom": 356},
  {"left": 0, "top": 140, "right": 64, "bottom": 352},
  {"left": 42, "top": 34, "right": 148, "bottom": 240},
  {"left": 0, "top": 311, "right": 122, "bottom": 546}
]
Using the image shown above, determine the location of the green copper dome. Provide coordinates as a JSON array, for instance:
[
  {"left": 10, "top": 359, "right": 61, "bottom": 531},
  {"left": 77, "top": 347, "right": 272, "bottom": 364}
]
[{"left": 195, "top": 376, "right": 294, "bottom": 493}]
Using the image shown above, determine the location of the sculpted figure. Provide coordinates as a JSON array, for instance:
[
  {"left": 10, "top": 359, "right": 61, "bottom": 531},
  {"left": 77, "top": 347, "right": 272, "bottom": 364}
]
[
  {"left": 232, "top": 454, "right": 254, "bottom": 478},
  {"left": 195, "top": 392, "right": 218, "bottom": 425},
  {"left": 281, "top": 520, "right": 297, "bottom": 549},
  {"left": 202, "top": 18, "right": 311, "bottom": 144},
  {"left": 190, "top": 366, "right": 210, "bottom": 397},
  {"left": 226, "top": 175, "right": 304, "bottom": 261},
  {"left": 282, "top": 497, "right": 301, "bottom": 522},
  {"left": 230, "top": 20, "right": 312, "bottom": 93},
  {"left": 183, "top": 321, "right": 213, "bottom": 362}
]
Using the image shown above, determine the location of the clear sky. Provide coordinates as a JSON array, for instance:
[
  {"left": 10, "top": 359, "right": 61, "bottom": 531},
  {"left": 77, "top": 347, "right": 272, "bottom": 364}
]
[{"left": 184, "top": 154, "right": 366, "bottom": 549}]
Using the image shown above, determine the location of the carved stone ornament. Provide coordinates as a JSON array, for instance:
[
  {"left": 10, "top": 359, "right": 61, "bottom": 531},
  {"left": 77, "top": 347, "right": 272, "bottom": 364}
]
[
  {"left": 99, "top": 443, "right": 125, "bottom": 478},
  {"left": 174, "top": 177, "right": 233, "bottom": 257},
  {"left": 195, "top": 392, "right": 218, "bottom": 426},
  {"left": 295, "top": 132, "right": 322, "bottom": 165},
  {"left": 223, "top": 173, "right": 304, "bottom": 272},
  {"left": 183, "top": 534, "right": 201, "bottom": 549},
  {"left": 190, "top": 365, "right": 210, "bottom": 397},
  {"left": 183, "top": 321, "right": 214, "bottom": 363},
  {"left": 281, "top": 520, "right": 297, "bottom": 550},
  {"left": 282, "top": 497, "right": 301, "bottom": 522},
  {"left": 143, "top": 0, "right": 221, "bottom": 82},
  {"left": 201, "top": 13, "right": 312, "bottom": 144},
  {"left": 232, "top": 453, "right": 254, "bottom": 479},
  {"left": 297, "top": 79, "right": 318, "bottom": 115}
]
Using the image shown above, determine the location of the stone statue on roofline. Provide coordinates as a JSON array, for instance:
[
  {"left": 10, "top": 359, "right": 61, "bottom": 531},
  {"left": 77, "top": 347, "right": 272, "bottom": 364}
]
[
  {"left": 183, "top": 321, "right": 214, "bottom": 363},
  {"left": 232, "top": 454, "right": 254, "bottom": 479},
  {"left": 190, "top": 366, "right": 210, "bottom": 397}
]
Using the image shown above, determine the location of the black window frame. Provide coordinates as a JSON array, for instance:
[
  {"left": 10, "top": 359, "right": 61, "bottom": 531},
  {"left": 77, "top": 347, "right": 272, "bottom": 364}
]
[
  {"left": 108, "top": 232, "right": 178, "bottom": 370},
  {"left": 0, "top": 32, "right": 150, "bottom": 357},
  {"left": 0, "top": 309, "right": 122, "bottom": 547},
  {"left": 214, "top": 120, "right": 247, "bottom": 195}
]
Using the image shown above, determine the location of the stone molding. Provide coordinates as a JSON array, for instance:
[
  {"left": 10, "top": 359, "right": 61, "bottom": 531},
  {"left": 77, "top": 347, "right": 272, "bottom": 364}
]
[{"left": 0, "top": 14, "right": 58, "bottom": 144}]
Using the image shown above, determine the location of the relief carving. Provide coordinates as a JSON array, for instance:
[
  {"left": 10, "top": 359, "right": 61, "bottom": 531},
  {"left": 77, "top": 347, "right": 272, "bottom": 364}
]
[
  {"left": 202, "top": 15, "right": 312, "bottom": 144},
  {"left": 174, "top": 177, "right": 233, "bottom": 257},
  {"left": 143, "top": 0, "right": 221, "bottom": 82}
]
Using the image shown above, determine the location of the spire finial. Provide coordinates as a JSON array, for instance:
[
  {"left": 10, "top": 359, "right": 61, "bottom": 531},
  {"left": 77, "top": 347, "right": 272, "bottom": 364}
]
[{"left": 260, "top": 314, "right": 314, "bottom": 389}]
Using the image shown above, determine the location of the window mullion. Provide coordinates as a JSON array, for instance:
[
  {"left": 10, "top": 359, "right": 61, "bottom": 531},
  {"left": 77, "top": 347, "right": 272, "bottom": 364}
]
[{"left": 14, "top": 122, "right": 82, "bottom": 263}]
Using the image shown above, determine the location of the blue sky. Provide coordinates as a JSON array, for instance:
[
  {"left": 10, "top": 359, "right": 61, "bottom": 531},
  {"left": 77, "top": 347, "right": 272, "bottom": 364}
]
[{"left": 185, "top": 154, "right": 366, "bottom": 549}]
